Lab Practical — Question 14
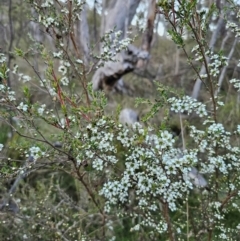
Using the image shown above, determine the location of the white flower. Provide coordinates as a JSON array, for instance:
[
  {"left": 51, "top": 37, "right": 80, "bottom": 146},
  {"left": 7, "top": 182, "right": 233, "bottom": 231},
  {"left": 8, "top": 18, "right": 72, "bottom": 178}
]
[
  {"left": 96, "top": 118, "right": 106, "bottom": 126},
  {"left": 195, "top": 55, "right": 203, "bottom": 61},
  {"left": 23, "top": 234, "right": 28, "bottom": 239},
  {"left": 28, "top": 146, "right": 45, "bottom": 161},
  {"left": 230, "top": 78, "right": 240, "bottom": 91},
  {"left": 53, "top": 51, "right": 63, "bottom": 58},
  {"left": 168, "top": 96, "right": 207, "bottom": 117},
  {"left": 60, "top": 76, "right": 69, "bottom": 86},
  {"left": 17, "top": 102, "right": 28, "bottom": 112},
  {"left": 76, "top": 59, "right": 83, "bottom": 64},
  {"left": 37, "top": 104, "right": 46, "bottom": 115},
  {"left": 191, "top": 45, "right": 199, "bottom": 52},
  {"left": 0, "top": 144, "right": 4, "bottom": 151},
  {"left": 41, "top": 0, "right": 54, "bottom": 7},
  {"left": 48, "top": 87, "right": 57, "bottom": 97},
  {"left": 58, "top": 65, "right": 67, "bottom": 75},
  {"left": 43, "top": 17, "right": 55, "bottom": 27},
  {"left": 0, "top": 53, "right": 7, "bottom": 63},
  {"left": 130, "top": 224, "right": 140, "bottom": 231},
  {"left": 8, "top": 90, "right": 16, "bottom": 101},
  {"left": 23, "top": 75, "right": 31, "bottom": 82},
  {"left": 92, "top": 158, "right": 104, "bottom": 171},
  {"left": 0, "top": 84, "right": 5, "bottom": 92},
  {"left": 12, "top": 64, "right": 18, "bottom": 74},
  {"left": 19, "top": 74, "right": 31, "bottom": 83},
  {"left": 200, "top": 74, "right": 207, "bottom": 78}
]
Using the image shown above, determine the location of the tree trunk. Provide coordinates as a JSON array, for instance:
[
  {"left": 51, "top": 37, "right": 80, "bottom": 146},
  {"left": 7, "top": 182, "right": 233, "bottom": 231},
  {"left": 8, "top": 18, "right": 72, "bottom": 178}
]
[
  {"left": 77, "top": 4, "right": 90, "bottom": 64},
  {"left": 104, "top": 0, "right": 141, "bottom": 39},
  {"left": 191, "top": 13, "right": 226, "bottom": 99},
  {"left": 215, "top": 37, "right": 237, "bottom": 95},
  {"left": 137, "top": 0, "right": 156, "bottom": 69}
]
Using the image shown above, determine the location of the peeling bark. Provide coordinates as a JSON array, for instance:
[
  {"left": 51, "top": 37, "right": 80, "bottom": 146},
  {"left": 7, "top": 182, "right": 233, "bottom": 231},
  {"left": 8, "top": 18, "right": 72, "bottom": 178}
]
[
  {"left": 92, "top": 44, "right": 149, "bottom": 92},
  {"left": 92, "top": 0, "right": 152, "bottom": 93},
  {"left": 141, "top": 0, "right": 156, "bottom": 52},
  {"left": 137, "top": 0, "right": 156, "bottom": 68}
]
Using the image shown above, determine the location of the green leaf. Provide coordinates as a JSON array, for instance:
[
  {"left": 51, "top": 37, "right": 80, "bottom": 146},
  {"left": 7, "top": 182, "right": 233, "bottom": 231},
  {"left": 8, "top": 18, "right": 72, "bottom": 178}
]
[{"left": 14, "top": 47, "right": 24, "bottom": 57}]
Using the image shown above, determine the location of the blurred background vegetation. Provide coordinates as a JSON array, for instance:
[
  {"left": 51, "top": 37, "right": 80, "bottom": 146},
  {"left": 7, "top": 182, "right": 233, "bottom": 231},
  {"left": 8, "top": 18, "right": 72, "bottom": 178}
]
[{"left": 1, "top": 0, "right": 240, "bottom": 240}]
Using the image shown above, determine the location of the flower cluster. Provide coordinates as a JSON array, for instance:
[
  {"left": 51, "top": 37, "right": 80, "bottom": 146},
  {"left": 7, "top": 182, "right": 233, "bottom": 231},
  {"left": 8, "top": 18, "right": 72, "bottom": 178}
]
[
  {"left": 37, "top": 104, "right": 46, "bottom": 115},
  {"left": 26, "top": 146, "right": 46, "bottom": 161},
  {"left": 192, "top": 44, "right": 203, "bottom": 62},
  {"left": 0, "top": 53, "right": 7, "bottom": 63},
  {"left": 0, "top": 80, "right": 16, "bottom": 103},
  {"left": 168, "top": 95, "right": 208, "bottom": 117},
  {"left": 17, "top": 102, "right": 28, "bottom": 112},
  {"left": 58, "top": 60, "right": 70, "bottom": 86},
  {"left": 96, "top": 30, "right": 133, "bottom": 65},
  {"left": 189, "top": 121, "right": 240, "bottom": 180},
  {"left": 229, "top": 78, "right": 240, "bottom": 91},
  {"left": 226, "top": 21, "right": 240, "bottom": 37},
  {"left": 39, "top": 78, "right": 57, "bottom": 97},
  {"left": 206, "top": 50, "right": 228, "bottom": 77},
  {"left": 192, "top": 44, "right": 228, "bottom": 77},
  {"left": 18, "top": 73, "right": 32, "bottom": 83},
  {"left": 85, "top": 120, "right": 200, "bottom": 231}
]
